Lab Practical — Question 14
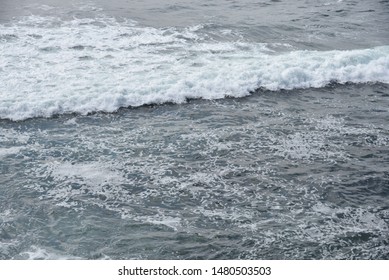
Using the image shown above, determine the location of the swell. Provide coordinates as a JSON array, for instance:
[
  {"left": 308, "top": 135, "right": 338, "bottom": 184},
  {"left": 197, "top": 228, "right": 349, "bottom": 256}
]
[{"left": 1, "top": 16, "right": 389, "bottom": 121}]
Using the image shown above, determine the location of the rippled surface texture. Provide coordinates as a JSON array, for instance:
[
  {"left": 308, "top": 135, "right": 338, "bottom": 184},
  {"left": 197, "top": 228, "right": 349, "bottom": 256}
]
[{"left": 1, "top": 0, "right": 389, "bottom": 259}]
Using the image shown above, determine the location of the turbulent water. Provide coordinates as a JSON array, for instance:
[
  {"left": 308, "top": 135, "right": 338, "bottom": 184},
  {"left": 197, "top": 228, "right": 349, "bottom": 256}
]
[{"left": 1, "top": 0, "right": 389, "bottom": 259}]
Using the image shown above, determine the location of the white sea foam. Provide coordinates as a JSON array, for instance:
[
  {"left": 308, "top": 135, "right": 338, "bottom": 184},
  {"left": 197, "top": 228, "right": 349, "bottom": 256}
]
[
  {"left": 48, "top": 161, "right": 125, "bottom": 187},
  {"left": 0, "top": 146, "right": 22, "bottom": 158},
  {"left": 19, "top": 246, "right": 80, "bottom": 260},
  {"left": 1, "top": 15, "right": 388, "bottom": 120}
]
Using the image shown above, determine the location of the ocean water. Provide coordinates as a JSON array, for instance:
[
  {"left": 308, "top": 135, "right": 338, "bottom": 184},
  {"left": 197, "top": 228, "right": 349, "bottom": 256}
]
[{"left": 0, "top": 0, "right": 388, "bottom": 259}]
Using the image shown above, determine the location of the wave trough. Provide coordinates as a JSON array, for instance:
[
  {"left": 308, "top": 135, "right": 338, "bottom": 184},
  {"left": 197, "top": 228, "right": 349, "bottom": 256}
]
[{"left": 1, "top": 16, "right": 389, "bottom": 121}]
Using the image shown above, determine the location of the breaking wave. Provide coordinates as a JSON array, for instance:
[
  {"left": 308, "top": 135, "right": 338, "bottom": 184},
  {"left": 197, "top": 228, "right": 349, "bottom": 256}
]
[{"left": 1, "top": 16, "right": 388, "bottom": 120}]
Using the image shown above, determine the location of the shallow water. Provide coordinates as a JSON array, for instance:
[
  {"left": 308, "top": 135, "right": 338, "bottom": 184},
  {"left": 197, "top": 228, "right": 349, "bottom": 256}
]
[{"left": 1, "top": 0, "right": 389, "bottom": 259}]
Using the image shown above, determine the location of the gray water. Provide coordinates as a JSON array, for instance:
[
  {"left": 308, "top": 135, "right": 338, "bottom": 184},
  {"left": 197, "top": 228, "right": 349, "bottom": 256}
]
[
  {"left": 1, "top": 0, "right": 389, "bottom": 259},
  {"left": 2, "top": 0, "right": 389, "bottom": 49}
]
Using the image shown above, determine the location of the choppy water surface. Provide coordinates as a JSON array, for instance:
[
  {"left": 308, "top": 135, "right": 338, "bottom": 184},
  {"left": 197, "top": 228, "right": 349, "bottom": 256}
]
[
  {"left": 1, "top": 0, "right": 389, "bottom": 259},
  {"left": 2, "top": 84, "right": 389, "bottom": 259}
]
